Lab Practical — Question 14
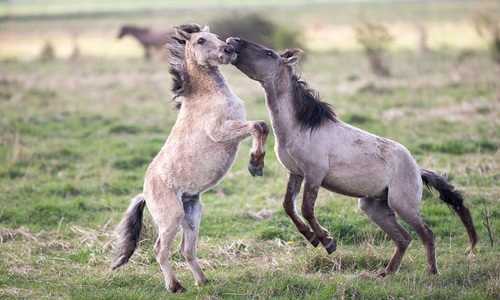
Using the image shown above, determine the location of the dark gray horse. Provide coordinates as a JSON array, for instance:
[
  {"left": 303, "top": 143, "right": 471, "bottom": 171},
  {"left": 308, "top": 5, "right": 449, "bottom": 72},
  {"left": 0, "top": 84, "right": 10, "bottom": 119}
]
[{"left": 227, "top": 36, "right": 477, "bottom": 276}]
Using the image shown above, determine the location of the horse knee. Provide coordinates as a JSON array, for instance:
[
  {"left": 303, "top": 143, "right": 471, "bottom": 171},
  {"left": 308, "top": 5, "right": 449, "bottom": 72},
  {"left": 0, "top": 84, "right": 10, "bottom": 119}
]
[
  {"left": 259, "top": 121, "right": 269, "bottom": 136},
  {"left": 396, "top": 233, "right": 412, "bottom": 251},
  {"left": 301, "top": 203, "right": 314, "bottom": 220},
  {"left": 302, "top": 208, "right": 320, "bottom": 225},
  {"left": 283, "top": 201, "right": 295, "bottom": 216},
  {"left": 253, "top": 121, "right": 268, "bottom": 135}
]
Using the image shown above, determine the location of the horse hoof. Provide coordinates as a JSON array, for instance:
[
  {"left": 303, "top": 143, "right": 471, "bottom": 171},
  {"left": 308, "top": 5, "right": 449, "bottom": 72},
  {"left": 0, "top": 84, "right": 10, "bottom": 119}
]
[
  {"left": 377, "top": 270, "right": 388, "bottom": 278},
  {"left": 427, "top": 267, "right": 439, "bottom": 275},
  {"left": 196, "top": 278, "right": 211, "bottom": 286},
  {"left": 171, "top": 286, "right": 186, "bottom": 293},
  {"left": 309, "top": 236, "right": 320, "bottom": 247},
  {"left": 325, "top": 239, "right": 337, "bottom": 254},
  {"left": 169, "top": 282, "right": 186, "bottom": 293},
  {"left": 248, "top": 165, "right": 263, "bottom": 177}
]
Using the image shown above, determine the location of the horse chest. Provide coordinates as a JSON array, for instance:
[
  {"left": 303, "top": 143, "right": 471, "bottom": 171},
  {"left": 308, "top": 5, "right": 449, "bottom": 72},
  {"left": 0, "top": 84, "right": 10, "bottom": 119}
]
[
  {"left": 274, "top": 141, "right": 304, "bottom": 176},
  {"left": 223, "top": 97, "right": 246, "bottom": 120},
  {"left": 155, "top": 102, "right": 245, "bottom": 193}
]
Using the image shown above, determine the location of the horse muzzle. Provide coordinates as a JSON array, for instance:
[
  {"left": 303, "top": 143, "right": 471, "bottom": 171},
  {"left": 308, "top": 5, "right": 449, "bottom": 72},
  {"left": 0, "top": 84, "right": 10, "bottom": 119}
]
[
  {"left": 219, "top": 44, "right": 237, "bottom": 64},
  {"left": 226, "top": 37, "right": 243, "bottom": 53}
]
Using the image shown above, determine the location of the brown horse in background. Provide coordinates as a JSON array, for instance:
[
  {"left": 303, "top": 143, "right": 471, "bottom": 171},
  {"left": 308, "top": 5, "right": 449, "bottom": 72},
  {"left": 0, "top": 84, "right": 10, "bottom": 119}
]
[{"left": 117, "top": 25, "right": 174, "bottom": 59}]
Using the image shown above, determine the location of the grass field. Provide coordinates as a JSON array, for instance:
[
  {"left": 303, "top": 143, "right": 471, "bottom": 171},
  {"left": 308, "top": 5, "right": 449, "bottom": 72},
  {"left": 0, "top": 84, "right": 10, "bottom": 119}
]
[{"left": 1, "top": 1, "right": 499, "bottom": 299}]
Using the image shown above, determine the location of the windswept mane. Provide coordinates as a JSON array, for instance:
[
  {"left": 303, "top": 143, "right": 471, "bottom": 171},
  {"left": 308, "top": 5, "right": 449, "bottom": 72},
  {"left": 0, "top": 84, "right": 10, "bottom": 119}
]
[
  {"left": 291, "top": 75, "right": 338, "bottom": 131},
  {"left": 167, "top": 23, "right": 201, "bottom": 109}
]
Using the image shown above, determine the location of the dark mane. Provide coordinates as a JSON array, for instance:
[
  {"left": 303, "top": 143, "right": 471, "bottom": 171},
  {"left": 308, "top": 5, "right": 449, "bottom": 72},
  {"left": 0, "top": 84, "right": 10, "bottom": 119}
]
[
  {"left": 291, "top": 75, "right": 338, "bottom": 131},
  {"left": 167, "top": 23, "right": 201, "bottom": 109}
]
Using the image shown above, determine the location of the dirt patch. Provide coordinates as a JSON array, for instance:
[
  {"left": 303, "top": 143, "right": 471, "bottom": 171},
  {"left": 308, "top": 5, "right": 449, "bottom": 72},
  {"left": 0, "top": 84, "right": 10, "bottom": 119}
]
[{"left": 0, "top": 226, "right": 34, "bottom": 243}]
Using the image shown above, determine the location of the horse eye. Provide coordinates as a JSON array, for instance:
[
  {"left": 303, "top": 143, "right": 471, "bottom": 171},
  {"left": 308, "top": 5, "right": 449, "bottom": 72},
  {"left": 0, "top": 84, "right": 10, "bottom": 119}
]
[
  {"left": 266, "top": 51, "right": 274, "bottom": 57},
  {"left": 197, "top": 38, "right": 205, "bottom": 45}
]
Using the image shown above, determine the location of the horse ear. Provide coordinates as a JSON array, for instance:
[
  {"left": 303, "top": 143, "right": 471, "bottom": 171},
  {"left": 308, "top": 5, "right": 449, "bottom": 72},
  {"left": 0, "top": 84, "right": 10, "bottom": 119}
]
[
  {"left": 281, "top": 48, "right": 302, "bottom": 65},
  {"left": 174, "top": 26, "right": 191, "bottom": 41},
  {"left": 202, "top": 24, "right": 210, "bottom": 33}
]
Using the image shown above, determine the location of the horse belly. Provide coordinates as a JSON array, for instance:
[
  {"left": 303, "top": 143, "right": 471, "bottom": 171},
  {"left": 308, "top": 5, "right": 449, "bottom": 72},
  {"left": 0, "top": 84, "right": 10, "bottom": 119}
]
[
  {"left": 322, "top": 164, "right": 391, "bottom": 198},
  {"left": 148, "top": 131, "right": 240, "bottom": 195},
  {"left": 194, "top": 143, "right": 240, "bottom": 192},
  {"left": 179, "top": 141, "right": 239, "bottom": 194}
]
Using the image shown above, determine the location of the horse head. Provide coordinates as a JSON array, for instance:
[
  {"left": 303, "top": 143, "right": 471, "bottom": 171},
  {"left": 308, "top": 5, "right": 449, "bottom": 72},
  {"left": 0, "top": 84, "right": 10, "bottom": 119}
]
[
  {"left": 175, "top": 24, "right": 236, "bottom": 68},
  {"left": 227, "top": 37, "right": 302, "bottom": 83},
  {"left": 117, "top": 26, "right": 130, "bottom": 39}
]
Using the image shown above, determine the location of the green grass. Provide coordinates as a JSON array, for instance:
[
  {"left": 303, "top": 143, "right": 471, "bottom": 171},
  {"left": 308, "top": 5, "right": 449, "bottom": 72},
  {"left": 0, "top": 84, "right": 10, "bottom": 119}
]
[{"left": 1, "top": 1, "right": 500, "bottom": 299}]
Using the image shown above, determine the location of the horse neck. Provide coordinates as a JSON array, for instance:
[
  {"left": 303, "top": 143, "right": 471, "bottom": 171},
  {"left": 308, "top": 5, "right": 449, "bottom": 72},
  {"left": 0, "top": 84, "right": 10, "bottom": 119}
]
[
  {"left": 262, "top": 73, "right": 297, "bottom": 137},
  {"left": 185, "top": 51, "right": 232, "bottom": 98}
]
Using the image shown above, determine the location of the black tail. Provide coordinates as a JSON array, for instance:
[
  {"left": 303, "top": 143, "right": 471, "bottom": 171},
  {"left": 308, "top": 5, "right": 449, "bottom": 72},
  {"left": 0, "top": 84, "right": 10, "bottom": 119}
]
[
  {"left": 110, "top": 194, "right": 146, "bottom": 270},
  {"left": 420, "top": 169, "right": 478, "bottom": 254}
]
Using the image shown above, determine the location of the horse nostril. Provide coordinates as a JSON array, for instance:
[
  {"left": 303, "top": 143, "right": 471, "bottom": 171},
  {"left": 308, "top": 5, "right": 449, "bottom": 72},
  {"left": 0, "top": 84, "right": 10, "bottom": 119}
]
[
  {"left": 233, "top": 38, "right": 242, "bottom": 44},
  {"left": 224, "top": 46, "right": 234, "bottom": 54}
]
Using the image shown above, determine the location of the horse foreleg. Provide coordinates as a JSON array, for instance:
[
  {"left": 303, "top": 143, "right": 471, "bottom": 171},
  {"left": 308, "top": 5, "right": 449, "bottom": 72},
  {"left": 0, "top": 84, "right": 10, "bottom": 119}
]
[
  {"left": 282, "top": 173, "right": 319, "bottom": 247},
  {"left": 359, "top": 197, "right": 412, "bottom": 276},
  {"left": 180, "top": 195, "right": 209, "bottom": 286},
  {"left": 248, "top": 120, "right": 269, "bottom": 176},
  {"left": 301, "top": 178, "right": 336, "bottom": 254},
  {"left": 206, "top": 120, "right": 269, "bottom": 176}
]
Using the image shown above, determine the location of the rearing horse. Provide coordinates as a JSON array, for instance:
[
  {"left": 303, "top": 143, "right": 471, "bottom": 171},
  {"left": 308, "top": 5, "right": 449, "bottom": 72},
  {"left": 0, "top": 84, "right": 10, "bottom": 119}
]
[
  {"left": 111, "top": 24, "right": 269, "bottom": 293},
  {"left": 227, "top": 37, "right": 477, "bottom": 276}
]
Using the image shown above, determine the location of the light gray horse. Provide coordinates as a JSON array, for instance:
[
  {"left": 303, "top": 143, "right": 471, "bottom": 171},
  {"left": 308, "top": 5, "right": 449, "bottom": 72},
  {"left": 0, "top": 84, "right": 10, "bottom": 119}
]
[
  {"left": 227, "top": 37, "right": 477, "bottom": 276},
  {"left": 110, "top": 25, "right": 269, "bottom": 293}
]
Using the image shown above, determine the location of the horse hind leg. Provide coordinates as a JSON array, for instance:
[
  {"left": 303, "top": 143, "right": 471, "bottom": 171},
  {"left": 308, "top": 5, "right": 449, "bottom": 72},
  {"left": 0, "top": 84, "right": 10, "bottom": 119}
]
[
  {"left": 283, "top": 173, "right": 319, "bottom": 247},
  {"left": 146, "top": 186, "right": 185, "bottom": 292},
  {"left": 180, "top": 194, "right": 209, "bottom": 286},
  {"left": 388, "top": 192, "right": 438, "bottom": 275},
  {"left": 359, "top": 197, "right": 412, "bottom": 276},
  {"left": 153, "top": 221, "right": 185, "bottom": 292}
]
